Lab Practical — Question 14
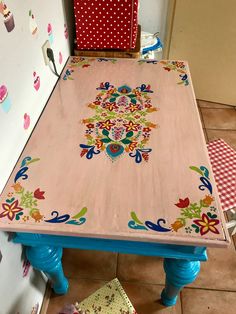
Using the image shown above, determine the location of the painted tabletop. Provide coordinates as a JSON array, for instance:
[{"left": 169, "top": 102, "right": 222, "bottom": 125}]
[{"left": 0, "top": 57, "right": 229, "bottom": 247}]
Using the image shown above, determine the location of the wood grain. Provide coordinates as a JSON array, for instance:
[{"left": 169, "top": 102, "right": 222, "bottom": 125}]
[{"left": 0, "top": 57, "right": 229, "bottom": 247}]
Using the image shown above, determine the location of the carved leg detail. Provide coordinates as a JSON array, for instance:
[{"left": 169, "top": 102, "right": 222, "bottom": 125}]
[
  {"left": 161, "top": 258, "right": 200, "bottom": 306},
  {"left": 26, "top": 245, "right": 69, "bottom": 295}
]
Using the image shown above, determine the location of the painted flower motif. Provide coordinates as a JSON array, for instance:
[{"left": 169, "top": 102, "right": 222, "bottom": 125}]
[
  {"left": 202, "top": 195, "right": 214, "bottom": 206},
  {"left": 193, "top": 213, "right": 220, "bottom": 235},
  {"left": 86, "top": 123, "right": 94, "bottom": 129},
  {"left": 129, "top": 142, "right": 138, "bottom": 151},
  {"left": 175, "top": 198, "right": 190, "bottom": 208},
  {"left": 128, "top": 103, "right": 139, "bottom": 112},
  {"left": 34, "top": 188, "right": 45, "bottom": 200},
  {"left": 0, "top": 200, "right": 23, "bottom": 221},
  {"left": 100, "top": 119, "right": 115, "bottom": 130},
  {"left": 105, "top": 102, "right": 118, "bottom": 111},
  {"left": 12, "top": 182, "right": 23, "bottom": 193},
  {"left": 171, "top": 220, "right": 184, "bottom": 232},
  {"left": 123, "top": 120, "right": 139, "bottom": 132},
  {"left": 143, "top": 127, "right": 151, "bottom": 133},
  {"left": 95, "top": 139, "right": 103, "bottom": 149}
]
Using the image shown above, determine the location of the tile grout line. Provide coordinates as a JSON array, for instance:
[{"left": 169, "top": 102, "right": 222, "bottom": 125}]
[{"left": 205, "top": 128, "right": 236, "bottom": 131}]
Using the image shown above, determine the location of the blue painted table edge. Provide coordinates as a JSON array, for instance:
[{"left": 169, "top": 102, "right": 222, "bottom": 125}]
[{"left": 13, "top": 232, "right": 207, "bottom": 307}]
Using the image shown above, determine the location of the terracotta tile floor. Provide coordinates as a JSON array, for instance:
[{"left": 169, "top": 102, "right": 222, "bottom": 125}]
[{"left": 45, "top": 101, "right": 236, "bottom": 314}]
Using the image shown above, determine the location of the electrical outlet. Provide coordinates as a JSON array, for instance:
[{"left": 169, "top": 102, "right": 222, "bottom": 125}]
[{"left": 42, "top": 40, "right": 51, "bottom": 65}]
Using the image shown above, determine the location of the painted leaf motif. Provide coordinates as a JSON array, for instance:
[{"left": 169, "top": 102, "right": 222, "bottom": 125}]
[
  {"left": 126, "top": 131, "right": 134, "bottom": 137},
  {"left": 101, "top": 138, "right": 111, "bottom": 143},
  {"left": 102, "top": 129, "right": 109, "bottom": 136},
  {"left": 131, "top": 211, "right": 144, "bottom": 225},
  {"left": 72, "top": 207, "right": 88, "bottom": 219},
  {"left": 121, "top": 138, "right": 132, "bottom": 144}
]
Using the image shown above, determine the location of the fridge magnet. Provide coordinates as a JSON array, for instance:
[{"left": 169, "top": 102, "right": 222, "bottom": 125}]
[
  {"left": 31, "top": 303, "right": 39, "bottom": 314},
  {"left": 0, "top": 84, "right": 11, "bottom": 112},
  {"left": 59, "top": 51, "right": 63, "bottom": 64},
  {"left": 22, "top": 258, "right": 31, "bottom": 277},
  {"left": 64, "top": 23, "right": 68, "bottom": 39},
  {"left": 47, "top": 23, "right": 53, "bottom": 44},
  {"left": 0, "top": 1, "right": 15, "bottom": 32},
  {"left": 23, "top": 113, "right": 30, "bottom": 129},
  {"left": 33, "top": 71, "right": 40, "bottom": 91},
  {"left": 29, "top": 10, "right": 38, "bottom": 35}
]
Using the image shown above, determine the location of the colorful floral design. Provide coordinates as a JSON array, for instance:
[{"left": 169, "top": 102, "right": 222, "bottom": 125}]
[
  {"left": 160, "top": 61, "right": 189, "bottom": 86},
  {"left": 0, "top": 200, "right": 23, "bottom": 221},
  {"left": 128, "top": 165, "right": 220, "bottom": 236},
  {"left": 138, "top": 60, "right": 158, "bottom": 65},
  {"left": 0, "top": 156, "right": 87, "bottom": 226},
  {"left": 79, "top": 82, "right": 158, "bottom": 163},
  {"left": 193, "top": 213, "right": 219, "bottom": 235}
]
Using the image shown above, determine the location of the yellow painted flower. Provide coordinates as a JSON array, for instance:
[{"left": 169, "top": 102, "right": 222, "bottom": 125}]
[{"left": 171, "top": 220, "right": 184, "bottom": 232}]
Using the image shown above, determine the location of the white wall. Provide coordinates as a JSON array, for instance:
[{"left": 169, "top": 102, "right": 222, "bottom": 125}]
[
  {"left": 0, "top": 1, "right": 71, "bottom": 313},
  {"left": 138, "top": 0, "right": 169, "bottom": 41}
]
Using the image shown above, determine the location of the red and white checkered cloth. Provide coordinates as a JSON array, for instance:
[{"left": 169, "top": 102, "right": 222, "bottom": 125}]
[{"left": 207, "top": 139, "right": 236, "bottom": 211}]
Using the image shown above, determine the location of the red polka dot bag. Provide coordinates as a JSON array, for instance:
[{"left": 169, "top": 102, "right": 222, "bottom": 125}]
[{"left": 74, "top": 0, "right": 139, "bottom": 50}]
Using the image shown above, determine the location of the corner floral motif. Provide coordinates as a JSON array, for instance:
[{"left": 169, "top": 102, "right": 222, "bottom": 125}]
[
  {"left": 128, "top": 165, "right": 220, "bottom": 236},
  {"left": 0, "top": 156, "right": 87, "bottom": 226},
  {"left": 138, "top": 59, "right": 158, "bottom": 65},
  {"left": 160, "top": 61, "right": 189, "bottom": 86},
  {"left": 63, "top": 57, "right": 95, "bottom": 80},
  {"left": 79, "top": 82, "right": 158, "bottom": 163}
]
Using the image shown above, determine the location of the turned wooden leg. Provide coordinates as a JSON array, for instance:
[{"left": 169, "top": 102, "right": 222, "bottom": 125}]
[
  {"left": 26, "top": 245, "right": 69, "bottom": 294},
  {"left": 161, "top": 258, "right": 200, "bottom": 306}
]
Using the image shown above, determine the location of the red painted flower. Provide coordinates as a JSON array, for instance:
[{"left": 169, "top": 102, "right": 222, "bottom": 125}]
[
  {"left": 123, "top": 120, "right": 139, "bottom": 132},
  {"left": 86, "top": 123, "right": 94, "bottom": 129},
  {"left": 100, "top": 119, "right": 115, "bottom": 130},
  {"left": 163, "top": 66, "right": 171, "bottom": 71},
  {"left": 175, "top": 198, "right": 190, "bottom": 208},
  {"left": 143, "top": 127, "right": 151, "bottom": 133},
  {"left": 0, "top": 200, "right": 23, "bottom": 221},
  {"left": 105, "top": 102, "right": 118, "bottom": 111},
  {"left": 193, "top": 213, "right": 220, "bottom": 236},
  {"left": 34, "top": 188, "right": 45, "bottom": 200}
]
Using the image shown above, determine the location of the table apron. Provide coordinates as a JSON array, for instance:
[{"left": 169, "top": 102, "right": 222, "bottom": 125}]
[{"left": 13, "top": 232, "right": 207, "bottom": 261}]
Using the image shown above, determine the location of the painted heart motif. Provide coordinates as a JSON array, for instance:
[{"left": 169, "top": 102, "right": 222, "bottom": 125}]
[{"left": 106, "top": 144, "right": 124, "bottom": 160}]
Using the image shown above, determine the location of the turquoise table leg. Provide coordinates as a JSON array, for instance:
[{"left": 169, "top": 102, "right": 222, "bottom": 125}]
[
  {"left": 161, "top": 258, "right": 201, "bottom": 306},
  {"left": 26, "top": 245, "right": 69, "bottom": 294}
]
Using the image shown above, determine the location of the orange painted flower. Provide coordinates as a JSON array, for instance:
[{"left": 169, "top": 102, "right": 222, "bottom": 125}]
[
  {"left": 86, "top": 123, "right": 94, "bottom": 129},
  {"left": 143, "top": 127, "right": 151, "bottom": 133},
  {"left": 193, "top": 213, "right": 219, "bottom": 235},
  {"left": 128, "top": 103, "right": 139, "bottom": 112},
  {"left": 95, "top": 139, "right": 103, "bottom": 149},
  {"left": 0, "top": 200, "right": 23, "bottom": 221},
  {"left": 100, "top": 119, "right": 115, "bottom": 130},
  {"left": 171, "top": 220, "right": 184, "bottom": 232},
  {"left": 129, "top": 142, "right": 138, "bottom": 152},
  {"left": 12, "top": 182, "right": 23, "bottom": 193},
  {"left": 202, "top": 195, "right": 214, "bottom": 206},
  {"left": 123, "top": 120, "right": 139, "bottom": 132}
]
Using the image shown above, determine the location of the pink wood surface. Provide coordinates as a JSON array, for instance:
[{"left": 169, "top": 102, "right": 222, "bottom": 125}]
[{"left": 0, "top": 57, "right": 229, "bottom": 247}]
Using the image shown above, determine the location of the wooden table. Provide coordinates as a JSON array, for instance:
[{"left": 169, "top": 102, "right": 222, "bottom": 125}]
[{"left": 0, "top": 57, "right": 230, "bottom": 306}]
